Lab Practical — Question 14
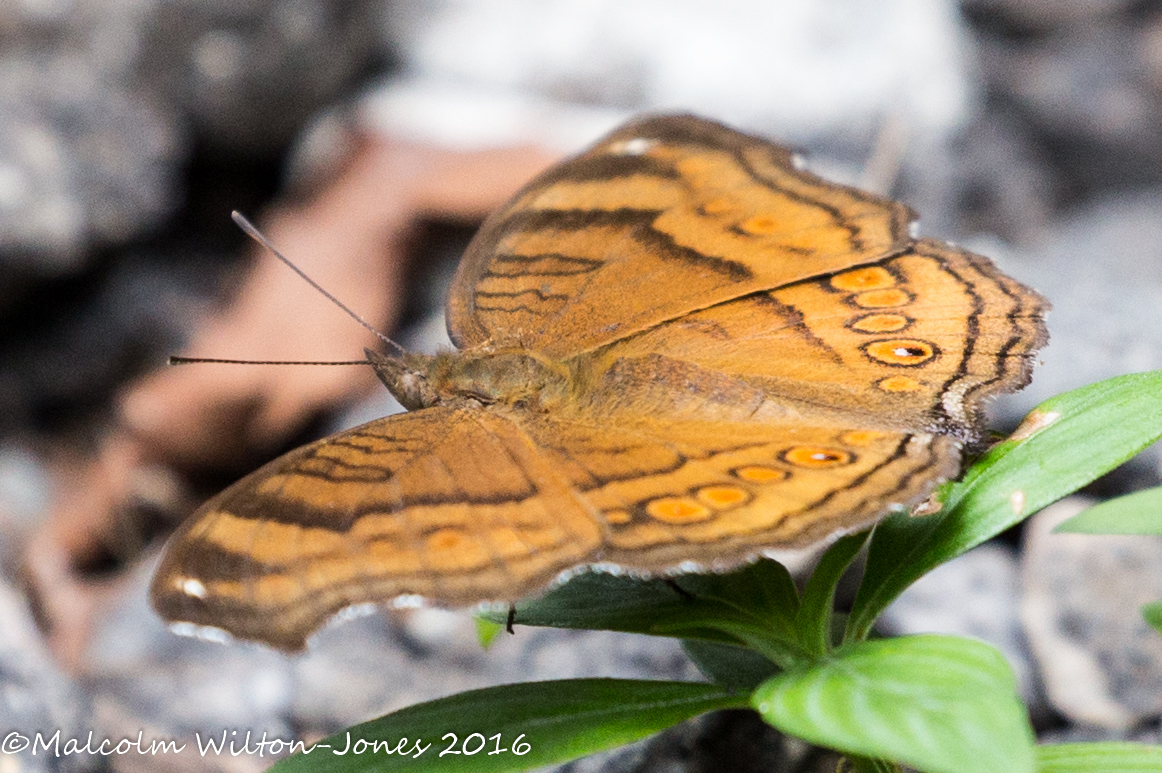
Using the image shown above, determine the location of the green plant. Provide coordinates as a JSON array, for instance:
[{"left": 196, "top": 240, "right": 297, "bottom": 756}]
[
  {"left": 269, "top": 371, "right": 1162, "bottom": 773},
  {"left": 1055, "top": 474, "right": 1162, "bottom": 635}
]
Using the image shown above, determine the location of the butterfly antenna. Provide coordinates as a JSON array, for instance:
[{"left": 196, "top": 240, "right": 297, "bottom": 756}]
[
  {"left": 231, "top": 211, "right": 406, "bottom": 355},
  {"left": 168, "top": 356, "right": 371, "bottom": 366}
]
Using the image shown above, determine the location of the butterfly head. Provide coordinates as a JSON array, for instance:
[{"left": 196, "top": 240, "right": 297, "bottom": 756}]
[
  {"left": 365, "top": 348, "right": 438, "bottom": 410},
  {"left": 367, "top": 346, "right": 572, "bottom": 414}
]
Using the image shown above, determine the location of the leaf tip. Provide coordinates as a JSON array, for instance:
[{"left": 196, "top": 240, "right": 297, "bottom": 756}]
[{"left": 475, "top": 617, "right": 504, "bottom": 648}]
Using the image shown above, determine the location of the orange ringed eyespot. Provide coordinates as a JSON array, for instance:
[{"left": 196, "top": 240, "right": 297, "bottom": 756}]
[
  {"left": 830, "top": 267, "right": 895, "bottom": 291},
  {"left": 852, "top": 288, "right": 912, "bottom": 308},
  {"left": 848, "top": 313, "right": 911, "bottom": 333},
  {"left": 863, "top": 339, "right": 937, "bottom": 366},
  {"left": 780, "top": 446, "right": 854, "bottom": 468},
  {"left": 645, "top": 497, "right": 713, "bottom": 523},
  {"left": 696, "top": 486, "right": 750, "bottom": 509},
  {"left": 877, "top": 375, "right": 923, "bottom": 392},
  {"left": 734, "top": 466, "right": 789, "bottom": 483}
]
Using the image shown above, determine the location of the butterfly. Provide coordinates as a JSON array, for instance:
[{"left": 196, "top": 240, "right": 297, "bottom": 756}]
[{"left": 152, "top": 114, "right": 1047, "bottom": 650}]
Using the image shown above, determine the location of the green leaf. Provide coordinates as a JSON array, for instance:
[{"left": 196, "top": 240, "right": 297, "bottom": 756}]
[
  {"left": 682, "top": 639, "right": 781, "bottom": 691},
  {"left": 1036, "top": 742, "right": 1162, "bottom": 771},
  {"left": 486, "top": 560, "right": 809, "bottom": 667},
  {"left": 1142, "top": 600, "right": 1162, "bottom": 634},
  {"left": 849, "top": 371, "right": 1162, "bottom": 640},
  {"left": 269, "top": 679, "right": 746, "bottom": 773},
  {"left": 1054, "top": 486, "right": 1162, "bottom": 534},
  {"left": 475, "top": 617, "right": 505, "bottom": 648},
  {"left": 752, "top": 635, "right": 1035, "bottom": 773},
  {"left": 797, "top": 532, "right": 868, "bottom": 655}
]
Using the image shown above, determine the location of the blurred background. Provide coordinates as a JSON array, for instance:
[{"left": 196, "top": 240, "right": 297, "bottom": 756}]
[{"left": 2, "top": 1, "right": 1162, "bottom": 771}]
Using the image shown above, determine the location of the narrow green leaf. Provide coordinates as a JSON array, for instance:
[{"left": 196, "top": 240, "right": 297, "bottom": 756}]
[
  {"left": 1054, "top": 486, "right": 1162, "bottom": 534},
  {"left": 752, "top": 635, "right": 1035, "bottom": 773},
  {"left": 682, "top": 639, "right": 780, "bottom": 691},
  {"left": 269, "top": 679, "right": 746, "bottom": 773},
  {"left": 484, "top": 560, "right": 808, "bottom": 667},
  {"left": 1036, "top": 742, "right": 1162, "bottom": 771},
  {"left": 850, "top": 371, "right": 1162, "bottom": 640},
  {"left": 484, "top": 573, "right": 732, "bottom": 641},
  {"left": 797, "top": 532, "right": 867, "bottom": 654},
  {"left": 1142, "top": 600, "right": 1162, "bottom": 634}
]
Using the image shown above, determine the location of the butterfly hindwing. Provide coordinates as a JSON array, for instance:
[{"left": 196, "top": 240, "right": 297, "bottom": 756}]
[
  {"left": 513, "top": 413, "right": 961, "bottom": 571},
  {"left": 585, "top": 239, "right": 1048, "bottom": 443}
]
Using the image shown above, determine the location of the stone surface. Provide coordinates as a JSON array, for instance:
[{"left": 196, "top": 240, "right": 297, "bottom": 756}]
[
  {"left": 290, "top": 606, "right": 697, "bottom": 734},
  {"left": 83, "top": 560, "right": 297, "bottom": 773},
  {"left": 0, "top": 580, "right": 92, "bottom": 772},
  {"left": 1021, "top": 497, "right": 1162, "bottom": 731},
  {"left": 0, "top": 55, "right": 179, "bottom": 270},
  {"left": 963, "top": 0, "right": 1162, "bottom": 200},
  {"left": 554, "top": 710, "right": 791, "bottom": 773},
  {"left": 0, "top": 0, "right": 380, "bottom": 276},
  {"left": 73, "top": 548, "right": 698, "bottom": 770},
  {"left": 0, "top": 442, "right": 51, "bottom": 571},
  {"left": 5, "top": 1, "right": 1162, "bottom": 768},
  {"left": 959, "top": 187, "right": 1162, "bottom": 454},
  {"left": 137, "top": 0, "right": 381, "bottom": 154}
]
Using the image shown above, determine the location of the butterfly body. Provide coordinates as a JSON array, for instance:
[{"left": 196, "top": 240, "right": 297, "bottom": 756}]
[{"left": 153, "top": 115, "right": 1047, "bottom": 650}]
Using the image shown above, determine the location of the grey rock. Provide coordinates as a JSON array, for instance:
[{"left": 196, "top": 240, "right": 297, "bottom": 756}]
[
  {"left": 553, "top": 710, "right": 788, "bottom": 773},
  {"left": 0, "top": 56, "right": 179, "bottom": 270},
  {"left": 964, "top": 0, "right": 1134, "bottom": 27},
  {"left": 83, "top": 558, "right": 296, "bottom": 773},
  {"left": 1021, "top": 497, "right": 1162, "bottom": 730},
  {"left": 1039, "top": 721, "right": 1162, "bottom": 746},
  {"left": 0, "top": 442, "right": 52, "bottom": 574},
  {"left": 0, "top": 0, "right": 381, "bottom": 272},
  {"left": 137, "top": 0, "right": 381, "bottom": 153},
  {"left": 81, "top": 549, "right": 697, "bottom": 768},
  {"left": 964, "top": 0, "right": 1162, "bottom": 197},
  {"left": 0, "top": 580, "right": 93, "bottom": 772},
  {"left": 973, "top": 189, "right": 1162, "bottom": 442}
]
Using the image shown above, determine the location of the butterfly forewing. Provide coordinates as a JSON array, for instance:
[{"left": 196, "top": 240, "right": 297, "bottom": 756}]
[
  {"left": 447, "top": 114, "right": 914, "bottom": 356},
  {"left": 151, "top": 408, "right": 604, "bottom": 650}
]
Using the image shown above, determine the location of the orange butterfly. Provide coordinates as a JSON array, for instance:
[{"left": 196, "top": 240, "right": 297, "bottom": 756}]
[{"left": 152, "top": 115, "right": 1047, "bottom": 650}]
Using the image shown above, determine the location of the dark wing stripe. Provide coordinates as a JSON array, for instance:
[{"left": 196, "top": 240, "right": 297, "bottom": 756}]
[{"left": 485, "top": 252, "right": 603, "bottom": 277}]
